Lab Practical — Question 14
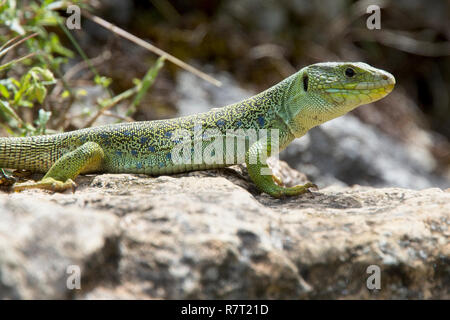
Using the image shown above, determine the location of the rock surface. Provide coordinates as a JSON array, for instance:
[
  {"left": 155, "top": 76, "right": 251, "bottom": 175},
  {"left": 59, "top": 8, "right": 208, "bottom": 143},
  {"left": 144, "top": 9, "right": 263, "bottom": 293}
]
[
  {"left": 281, "top": 114, "right": 449, "bottom": 190},
  {"left": 0, "top": 162, "right": 448, "bottom": 299}
]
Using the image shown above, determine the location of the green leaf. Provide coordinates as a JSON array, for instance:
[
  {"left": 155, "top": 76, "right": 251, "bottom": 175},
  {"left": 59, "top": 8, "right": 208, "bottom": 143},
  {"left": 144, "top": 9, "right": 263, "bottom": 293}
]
[
  {"left": 0, "top": 84, "right": 10, "bottom": 98},
  {"left": 94, "top": 75, "right": 112, "bottom": 88},
  {"left": 25, "top": 85, "right": 36, "bottom": 101},
  {"left": 76, "top": 89, "right": 87, "bottom": 97},
  {"left": 29, "top": 67, "right": 55, "bottom": 84},
  {"left": 11, "top": 78, "right": 21, "bottom": 88},
  {"left": 49, "top": 33, "right": 74, "bottom": 58},
  {"left": 40, "top": 68, "right": 55, "bottom": 82},
  {"left": 19, "top": 100, "right": 33, "bottom": 108},
  {"left": 61, "top": 90, "right": 70, "bottom": 99},
  {"left": 0, "top": 99, "right": 23, "bottom": 124},
  {"left": 35, "top": 84, "right": 47, "bottom": 104}
]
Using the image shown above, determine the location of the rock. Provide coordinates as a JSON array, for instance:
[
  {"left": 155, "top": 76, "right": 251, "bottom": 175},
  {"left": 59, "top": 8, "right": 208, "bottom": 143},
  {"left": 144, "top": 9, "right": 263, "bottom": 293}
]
[
  {"left": 176, "top": 71, "right": 252, "bottom": 117},
  {"left": 280, "top": 114, "right": 450, "bottom": 190},
  {"left": 0, "top": 163, "right": 448, "bottom": 299},
  {"left": 0, "top": 196, "right": 120, "bottom": 299}
]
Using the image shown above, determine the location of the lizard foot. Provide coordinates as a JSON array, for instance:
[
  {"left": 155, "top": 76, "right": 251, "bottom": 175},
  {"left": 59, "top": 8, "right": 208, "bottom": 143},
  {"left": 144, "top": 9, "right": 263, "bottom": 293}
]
[
  {"left": 13, "top": 177, "right": 77, "bottom": 193},
  {"left": 273, "top": 182, "right": 318, "bottom": 198},
  {"left": 283, "top": 182, "right": 318, "bottom": 196}
]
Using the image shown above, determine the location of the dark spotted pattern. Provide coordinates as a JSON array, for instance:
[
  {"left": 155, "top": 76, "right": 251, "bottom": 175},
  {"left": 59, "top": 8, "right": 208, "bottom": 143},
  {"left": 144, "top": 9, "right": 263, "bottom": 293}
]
[{"left": 0, "top": 76, "right": 293, "bottom": 175}]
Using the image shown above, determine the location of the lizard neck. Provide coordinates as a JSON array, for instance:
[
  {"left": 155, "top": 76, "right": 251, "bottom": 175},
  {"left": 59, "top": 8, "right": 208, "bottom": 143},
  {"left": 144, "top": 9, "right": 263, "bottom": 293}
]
[{"left": 227, "top": 75, "right": 296, "bottom": 151}]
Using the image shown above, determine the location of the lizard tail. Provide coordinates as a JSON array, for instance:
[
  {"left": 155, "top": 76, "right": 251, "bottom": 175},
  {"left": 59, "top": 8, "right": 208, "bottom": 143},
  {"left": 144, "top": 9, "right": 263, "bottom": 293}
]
[{"left": 0, "top": 135, "right": 61, "bottom": 172}]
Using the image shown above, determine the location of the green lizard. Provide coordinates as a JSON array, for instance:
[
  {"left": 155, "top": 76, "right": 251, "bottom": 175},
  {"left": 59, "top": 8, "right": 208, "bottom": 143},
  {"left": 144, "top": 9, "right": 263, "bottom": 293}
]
[{"left": 0, "top": 62, "right": 395, "bottom": 197}]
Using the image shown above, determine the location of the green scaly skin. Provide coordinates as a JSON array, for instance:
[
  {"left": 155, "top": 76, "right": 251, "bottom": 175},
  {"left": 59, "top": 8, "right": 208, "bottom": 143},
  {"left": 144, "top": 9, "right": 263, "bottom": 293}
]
[{"left": 0, "top": 62, "right": 395, "bottom": 197}]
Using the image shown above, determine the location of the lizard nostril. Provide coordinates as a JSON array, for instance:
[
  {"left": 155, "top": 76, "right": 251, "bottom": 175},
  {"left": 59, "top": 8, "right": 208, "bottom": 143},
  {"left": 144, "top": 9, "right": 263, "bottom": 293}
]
[{"left": 382, "top": 75, "right": 388, "bottom": 80}]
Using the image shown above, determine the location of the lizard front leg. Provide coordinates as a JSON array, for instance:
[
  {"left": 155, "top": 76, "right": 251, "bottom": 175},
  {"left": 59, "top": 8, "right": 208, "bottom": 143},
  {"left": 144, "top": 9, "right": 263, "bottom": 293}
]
[
  {"left": 245, "top": 139, "right": 316, "bottom": 198},
  {"left": 13, "top": 141, "right": 104, "bottom": 192}
]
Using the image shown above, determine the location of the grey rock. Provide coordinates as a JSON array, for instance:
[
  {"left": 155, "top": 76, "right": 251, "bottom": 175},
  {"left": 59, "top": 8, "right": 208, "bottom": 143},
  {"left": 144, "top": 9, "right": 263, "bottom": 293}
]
[
  {"left": 176, "top": 71, "right": 252, "bottom": 117},
  {"left": 0, "top": 196, "right": 120, "bottom": 299},
  {"left": 1, "top": 165, "right": 448, "bottom": 299},
  {"left": 280, "top": 114, "right": 449, "bottom": 189}
]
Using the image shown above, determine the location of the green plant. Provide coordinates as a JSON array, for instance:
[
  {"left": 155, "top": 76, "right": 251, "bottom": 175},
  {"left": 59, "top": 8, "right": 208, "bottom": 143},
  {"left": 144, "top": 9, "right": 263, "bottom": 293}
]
[
  {"left": 0, "top": 66, "right": 55, "bottom": 134},
  {"left": 0, "top": 0, "right": 165, "bottom": 137}
]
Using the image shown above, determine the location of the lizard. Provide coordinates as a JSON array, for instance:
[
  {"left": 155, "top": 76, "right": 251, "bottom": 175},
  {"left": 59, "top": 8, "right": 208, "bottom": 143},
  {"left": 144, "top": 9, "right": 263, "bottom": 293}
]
[{"left": 0, "top": 62, "right": 395, "bottom": 197}]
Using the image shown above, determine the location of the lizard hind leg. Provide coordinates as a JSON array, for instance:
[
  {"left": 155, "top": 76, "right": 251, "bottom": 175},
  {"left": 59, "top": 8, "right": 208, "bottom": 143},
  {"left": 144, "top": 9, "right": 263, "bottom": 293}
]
[{"left": 13, "top": 141, "right": 105, "bottom": 193}]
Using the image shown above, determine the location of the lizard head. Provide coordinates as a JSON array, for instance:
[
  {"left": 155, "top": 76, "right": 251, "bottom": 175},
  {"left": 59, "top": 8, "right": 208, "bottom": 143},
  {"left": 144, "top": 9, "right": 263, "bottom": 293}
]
[{"left": 284, "top": 62, "right": 395, "bottom": 136}]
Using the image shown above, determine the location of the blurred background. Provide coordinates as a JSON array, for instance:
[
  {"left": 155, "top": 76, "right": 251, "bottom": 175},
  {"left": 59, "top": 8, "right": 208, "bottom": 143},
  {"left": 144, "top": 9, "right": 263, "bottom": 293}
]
[{"left": 1, "top": 0, "right": 449, "bottom": 189}]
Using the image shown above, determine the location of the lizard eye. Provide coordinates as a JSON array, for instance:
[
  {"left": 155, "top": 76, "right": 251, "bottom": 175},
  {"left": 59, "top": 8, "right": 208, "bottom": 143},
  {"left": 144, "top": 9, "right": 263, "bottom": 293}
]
[
  {"left": 303, "top": 74, "right": 308, "bottom": 91},
  {"left": 345, "top": 68, "right": 355, "bottom": 77}
]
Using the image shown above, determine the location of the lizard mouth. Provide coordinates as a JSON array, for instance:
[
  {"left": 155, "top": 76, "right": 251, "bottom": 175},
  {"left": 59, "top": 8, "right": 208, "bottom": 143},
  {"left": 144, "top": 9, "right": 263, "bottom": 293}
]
[
  {"left": 321, "top": 75, "right": 396, "bottom": 104},
  {"left": 325, "top": 85, "right": 394, "bottom": 93},
  {"left": 324, "top": 72, "right": 396, "bottom": 94},
  {"left": 324, "top": 81, "right": 395, "bottom": 96}
]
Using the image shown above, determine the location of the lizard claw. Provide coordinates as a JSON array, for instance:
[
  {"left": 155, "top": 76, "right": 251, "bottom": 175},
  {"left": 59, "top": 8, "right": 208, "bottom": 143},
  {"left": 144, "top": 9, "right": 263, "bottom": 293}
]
[{"left": 272, "top": 174, "right": 285, "bottom": 187}]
